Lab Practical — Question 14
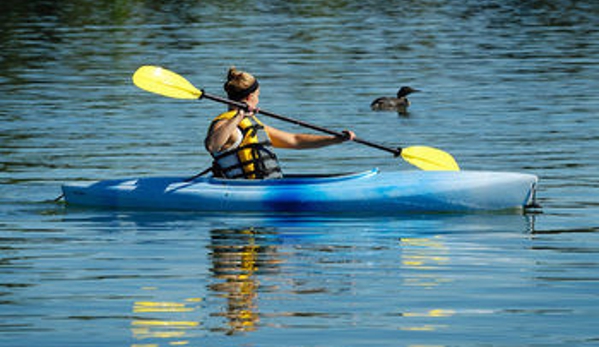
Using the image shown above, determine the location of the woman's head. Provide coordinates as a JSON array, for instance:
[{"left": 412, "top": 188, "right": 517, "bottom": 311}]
[{"left": 224, "top": 67, "right": 260, "bottom": 105}]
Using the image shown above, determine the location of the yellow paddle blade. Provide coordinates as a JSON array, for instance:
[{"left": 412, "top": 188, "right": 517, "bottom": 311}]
[
  {"left": 132, "top": 66, "right": 203, "bottom": 99},
  {"left": 401, "top": 146, "right": 460, "bottom": 171}
]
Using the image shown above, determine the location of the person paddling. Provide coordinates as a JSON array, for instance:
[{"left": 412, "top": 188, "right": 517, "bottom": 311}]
[{"left": 204, "top": 67, "right": 355, "bottom": 179}]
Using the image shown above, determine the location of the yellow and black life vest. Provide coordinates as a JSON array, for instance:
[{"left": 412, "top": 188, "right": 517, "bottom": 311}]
[{"left": 207, "top": 111, "right": 283, "bottom": 179}]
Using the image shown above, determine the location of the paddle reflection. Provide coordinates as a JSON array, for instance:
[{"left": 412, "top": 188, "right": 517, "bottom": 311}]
[
  {"left": 130, "top": 293, "right": 203, "bottom": 346},
  {"left": 208, "top": 227, "right": 281, "bottom": 335},
  {"left": 400, "top": 236, "right": 451, "bottom": 288}
]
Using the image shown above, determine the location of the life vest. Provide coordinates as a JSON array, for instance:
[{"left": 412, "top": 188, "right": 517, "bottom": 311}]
[{"left": 207, "top": 111, "right": 283, "bottom": 179}]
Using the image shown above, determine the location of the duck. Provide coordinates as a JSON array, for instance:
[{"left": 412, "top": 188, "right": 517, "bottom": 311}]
[{"left": 370, "top": 86, "right": 420, "bottom": 112}]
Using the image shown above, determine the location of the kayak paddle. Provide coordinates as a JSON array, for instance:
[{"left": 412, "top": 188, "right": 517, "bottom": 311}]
[{"left": 132, "top": 65, "right": 460, "bottom": 171}]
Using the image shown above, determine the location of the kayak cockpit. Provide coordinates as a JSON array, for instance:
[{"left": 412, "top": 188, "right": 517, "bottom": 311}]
[{"left": 207, "top": 168, "right": 379, "bottom": 186}]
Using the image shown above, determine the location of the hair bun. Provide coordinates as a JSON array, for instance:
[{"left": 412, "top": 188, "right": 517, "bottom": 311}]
[{"left": 227, "top": 67, "right": 242, "bottom": 82}]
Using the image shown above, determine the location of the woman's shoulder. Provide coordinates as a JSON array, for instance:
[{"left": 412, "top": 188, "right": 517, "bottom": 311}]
[{"left": 214, "top": 110, "right": 239, "bottom": 121}]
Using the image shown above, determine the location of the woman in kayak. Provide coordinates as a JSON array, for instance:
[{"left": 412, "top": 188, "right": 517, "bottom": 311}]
[{"left": 205, "top": 67, "right": 355, "bottom": 179}]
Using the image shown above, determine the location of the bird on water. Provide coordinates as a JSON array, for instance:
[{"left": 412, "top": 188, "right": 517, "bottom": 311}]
[{"left": 370, "top": 86, "right": 420, "bottom": 113}]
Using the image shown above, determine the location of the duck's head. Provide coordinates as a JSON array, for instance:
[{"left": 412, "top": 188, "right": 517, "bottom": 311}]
[{"left": 397, "top": 86, "right": 420, "bottom": 98}]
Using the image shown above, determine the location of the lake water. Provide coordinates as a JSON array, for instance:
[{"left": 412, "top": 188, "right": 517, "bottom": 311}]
[{"left": 1, "top": 1, "right": 599, "bottom": 346}]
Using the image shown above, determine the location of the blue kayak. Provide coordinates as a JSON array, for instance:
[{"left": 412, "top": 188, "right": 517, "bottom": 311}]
[{"left": 61, "top": 169, "right": 538, "bottom": 213}]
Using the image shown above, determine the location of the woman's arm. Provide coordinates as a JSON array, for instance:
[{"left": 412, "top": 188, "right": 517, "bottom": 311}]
[
  {"left": 266, "top": 125, "right": 355, "bottom": 149},
  {"left": 205, "top": 111, "right": 245, "bottom": 153}
]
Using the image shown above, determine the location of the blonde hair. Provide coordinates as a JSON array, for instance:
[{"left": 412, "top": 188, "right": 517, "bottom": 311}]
[{"left": 223, "top": 67, "right": 259, "bottom": 101}]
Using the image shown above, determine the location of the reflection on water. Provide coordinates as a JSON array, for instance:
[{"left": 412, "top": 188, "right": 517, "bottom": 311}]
[
  {"left": 3, "top": 208, "right": 599, "bottom": 347},
  {"left": 208, "top": 227, "right": 281, "bottom": 335},
  {"left": 400, "top": 237, "right": 451, "bottom": 289},
  {"left": 131, "top": 296, "right": 203, "bottom": 345},
  {"left": 126, "top": 226, "right": 281, "bottom": 343}
]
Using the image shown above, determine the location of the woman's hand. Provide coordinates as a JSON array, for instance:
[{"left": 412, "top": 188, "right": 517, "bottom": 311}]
[{"left": 341, "top": 130, "right": 356, "bottom": 141}]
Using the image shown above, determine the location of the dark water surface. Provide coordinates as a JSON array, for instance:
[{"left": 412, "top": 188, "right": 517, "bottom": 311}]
[{"left": 2, "top": 1, "right": 599, "bottom": 346}]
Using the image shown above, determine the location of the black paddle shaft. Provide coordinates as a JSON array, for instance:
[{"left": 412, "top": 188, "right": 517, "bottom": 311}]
[{"left": 200, "top": 91, "right": 403, "bottom": 157}]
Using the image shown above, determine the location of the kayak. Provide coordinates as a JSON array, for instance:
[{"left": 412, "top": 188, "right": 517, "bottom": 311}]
[{"left": 61, "top": 169, "right": 538, "bottom": 213}]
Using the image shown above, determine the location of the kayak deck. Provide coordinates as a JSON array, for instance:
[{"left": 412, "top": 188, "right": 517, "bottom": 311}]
[{"left": 61, "top": 169, "right": 538, "bottom": 213}]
